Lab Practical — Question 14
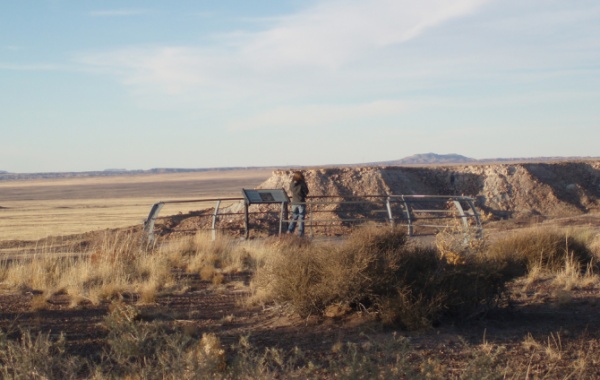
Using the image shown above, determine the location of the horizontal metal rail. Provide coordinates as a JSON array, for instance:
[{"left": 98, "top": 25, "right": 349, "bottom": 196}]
[
  {"left": 143, "top": 194, "right": 482, "bottom": 241},
  {"left": 143, "top": 198, "right": 244, "bottom": 242},
  {"left": 156, "top": 197, "right": 243, "bottom": 204}
]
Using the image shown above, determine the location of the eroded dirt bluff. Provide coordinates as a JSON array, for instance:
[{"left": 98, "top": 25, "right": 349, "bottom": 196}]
[{"left": 258, "top": 161, "right": 600, "bottom": 219}]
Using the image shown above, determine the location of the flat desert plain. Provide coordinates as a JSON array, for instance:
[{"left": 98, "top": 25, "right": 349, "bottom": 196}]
[{"left": 0, "top": 169, "right": 272, "bottom": 242}]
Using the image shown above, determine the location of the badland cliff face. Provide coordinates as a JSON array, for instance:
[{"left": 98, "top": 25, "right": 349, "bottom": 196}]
[{"left": 259, "top": 161, "right": 600, "bottom": 219}]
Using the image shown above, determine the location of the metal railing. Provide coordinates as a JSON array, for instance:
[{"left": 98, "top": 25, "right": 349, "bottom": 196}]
[
  {"left": 295, "top": 195, "right": 481, "bottom": 237},
  {"left": 143, "top": 198, "right": 243, "bottom": 241},
  {"left": 143, "top": 194, "right": 482, "bottom": 241}
]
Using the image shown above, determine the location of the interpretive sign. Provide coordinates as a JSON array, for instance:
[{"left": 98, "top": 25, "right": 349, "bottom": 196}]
[{"left": 242, "top": 188, "right": 289, "bottom": 205}]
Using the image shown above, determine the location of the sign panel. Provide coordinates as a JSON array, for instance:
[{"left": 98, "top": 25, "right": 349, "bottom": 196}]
[{"left": 242, "top": 189, "right": 289, "bottom": 205}]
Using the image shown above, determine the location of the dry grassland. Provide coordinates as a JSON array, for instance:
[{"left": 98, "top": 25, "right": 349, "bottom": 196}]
[
  {"left": 0, "top": 169, "right": 272, "bottom": 241},
  {"left": 1, "top": 226, "right": 600, "bottom": 378}
]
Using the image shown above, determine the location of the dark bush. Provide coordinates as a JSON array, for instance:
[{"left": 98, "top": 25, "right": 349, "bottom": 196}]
[{"left": 254, "top": 227, "right": 515, "bottom": 329}]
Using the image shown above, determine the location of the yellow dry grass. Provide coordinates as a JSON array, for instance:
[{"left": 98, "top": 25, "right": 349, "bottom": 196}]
[
  {"left": 0, "top": 230, "right": 262, "bottom": 309},
  {"left": 0, "top": 169, "right": 271, "bottom": 241}
]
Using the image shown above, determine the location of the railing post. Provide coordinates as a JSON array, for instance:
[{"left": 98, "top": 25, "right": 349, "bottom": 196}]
[
  {"left": 306, "top": 201, "right": 312, "bottom": 238},
  {"left": 402, "top": 196, "right": 413, "bottom": 236},
  {"left": 212, "top": 200, "right": 221, "bottom": 241},
  {"left": 143, "top": 202, "right": 164, "bottom": 243},
  {"left": 244, "top": 200, "right": 250, "bottom": 240},
  {"left": 452, "top": 200, "right": 469, "bottom": 230},
  {"left": 465, "top": 197, "right": 483, "bottom": 238},
  {"left": 279, "top": 201, "right": 288, "bottom": 236},
  {"left": 385, "top": 196, "right": 394, "bottom": 229}
]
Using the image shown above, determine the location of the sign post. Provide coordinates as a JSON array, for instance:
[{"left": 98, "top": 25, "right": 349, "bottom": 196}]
[{"left": 241, "top": 189, "right": 290, "bottom": 239}]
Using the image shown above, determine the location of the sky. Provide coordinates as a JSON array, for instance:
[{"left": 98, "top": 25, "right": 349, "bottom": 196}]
[{"left": 1, "top": 0, "right": 599, "bottom": 173}]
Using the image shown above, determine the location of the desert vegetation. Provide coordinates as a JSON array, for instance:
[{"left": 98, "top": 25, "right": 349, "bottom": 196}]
[{"left": 2, "top": 224, "right": 600, "bottom": 378}]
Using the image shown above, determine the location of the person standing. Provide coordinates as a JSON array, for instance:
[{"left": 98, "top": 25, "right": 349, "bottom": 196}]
[{"left": 287, "top": 171, "right": 309, "bottom": 237}]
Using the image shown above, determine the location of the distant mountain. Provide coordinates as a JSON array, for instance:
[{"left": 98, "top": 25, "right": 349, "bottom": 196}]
[
  {"left": 3, "top": 154, "right": 599, "bottom": 181},
  {"left": 365, "top": 153, "right": 600, "bottom": 166},
  {"left": 372, "top": 153, "right": 477, "bottom": 166}
]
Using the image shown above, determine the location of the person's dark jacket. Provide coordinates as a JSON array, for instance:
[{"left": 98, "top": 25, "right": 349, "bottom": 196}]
[{"left": 290, "top": 180, "right": 309, "bottom": 204}]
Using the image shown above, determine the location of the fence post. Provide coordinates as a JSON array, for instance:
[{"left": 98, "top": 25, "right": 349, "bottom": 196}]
[
  {"left": 385, "top": 196, "right": 394, "bottom": 229},
  {"left": 452, "top": 200, "right": 469, "bottom": 231},
  {"left": 212, "top": 200, "right": 221, "bottom": 241},
  {"left": 465, "top": 198, "right": 483, "bottom": 238},
  {"left": 143, "top": 202, "right": 164, "bottom": 243},
  {"left": 401, "top": 196, "right": 413, "bottom": 236},
  {"left": 279, "top": 201, "right": 288, "bottom": 236},
  {"left": 244, "top": 201, "right": 250, "bottom": 239}
]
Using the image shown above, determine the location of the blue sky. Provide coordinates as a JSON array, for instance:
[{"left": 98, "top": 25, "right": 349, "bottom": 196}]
[{"left": 1, "top": 0, "right": 599, "bottom": 173}]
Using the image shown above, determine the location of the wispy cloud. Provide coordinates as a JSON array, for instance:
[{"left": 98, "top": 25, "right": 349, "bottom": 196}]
[
  {"left": 239, "top": 0, "right": 490, "bottom": 68},
  {"left": 75, "top": 0, "right": 600, "bottom": 134},
  {"left": 78, "top": 0, "right": 489, "bottom": 91},
  {"left": 77, "top": 46, "right": 221, "bottom": 94}
]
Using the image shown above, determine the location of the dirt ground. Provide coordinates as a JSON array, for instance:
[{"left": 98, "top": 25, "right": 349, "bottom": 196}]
[{"left": 1, "top": 264, "right": 600, "bottom": 378}]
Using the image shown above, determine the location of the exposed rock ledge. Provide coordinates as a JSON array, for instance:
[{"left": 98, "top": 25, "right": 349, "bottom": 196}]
[{"left": 258, "top": 161, "right": 600, "bottom": 219}]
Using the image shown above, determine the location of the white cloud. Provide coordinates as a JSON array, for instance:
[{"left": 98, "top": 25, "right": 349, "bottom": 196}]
[
  {"left": 74, "top": 0, "right": 600, "bottom": 136},
  {"left": 78, "top": 0, "right": 490, "bottom": 91},
  {"left": 239, "top": 0, "right": 490, "bottom": 69},
  {"left": 78, "top": 46, "right": 218, "bottom": 94}
]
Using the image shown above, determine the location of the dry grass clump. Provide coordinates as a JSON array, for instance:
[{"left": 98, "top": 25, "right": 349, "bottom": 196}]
[
  {"left": 0, "top": 329, "right": 86, "bottom": 379},
  {"left": 0, "top": 231, "right": 175, "bottom": 306},
  {"left": 1, "top": 255, "right": 75, "bottom": 296},
  {"left": 482, "top": 227, "right": 600, "bottom": 296},
  {"left": 551, "top": 252, "right": 599, "bottom": 291},
  {"left": 29, "top": 293, "right": 50, "bottom": 311},
  {"left": 0, "top": 230, "right": 265, "bottom": 309},
  {"left": 587, "top": 232, "right": 600, "bottom": 262},
  {"left": 251, "top": 227, "right": 514, "bottom": 329},
  {"left": 486, "top": 227, "right": 595, "bottom": 274},
  {"left": 62, "top": 232, "right": 174, "bottom": 304},
  {"left": 167, "top": 232, "right": 257, "bottom": 282}
]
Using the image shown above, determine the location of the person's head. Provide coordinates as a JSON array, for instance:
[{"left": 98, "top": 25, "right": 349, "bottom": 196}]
[{"left": 292, "top": 171, "right": 305, "bottom": 182}]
